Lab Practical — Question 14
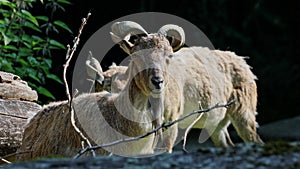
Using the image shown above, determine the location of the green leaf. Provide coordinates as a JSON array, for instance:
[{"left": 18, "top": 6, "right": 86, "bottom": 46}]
[
  {"left": 22, "top": 41, "right": 32, "bottom": 48},
  {"left": 0, "top": 1, "right": 16, "bottom": 9},
  {"left": 49, "top": 39, "right": 66, "bottom": 49},
  {"left": 27, "top": 82, "right": 37, "bottom": 89},
  {"left": 33, "top": 47, "right": 43, "bottom": 51},
  {"left": 23, "top": 21, "right": 41, "bottom": 32},
  {"left": 39, "top": 64, "right": 49, "bottom": 74},
  {"left": 21, "top": 10, "right": 39, "bottom": 26},
  {"left": 15, "top": 67, "right": 26, "bottom": 78},
  {"left": 3, "top": 53, "right": 17, "bottom": 59},
  {"left": 28, "top": 72, "right": 41, "bottom": 83},
  {"left": 1, "top": 32, "right": 12, "bottom": 45},
  {"left": 35, "top": 15, "right": 49, "bottom": 22},
  {"left": 17, "top": 58, "right": 29, "bottom": 67},
  {"left": 0, "top": 59, "right": 13, "bottom": 71},
  {"left": 28, "top": 56, "right": 39, "bottom": 66},
  {"left": 53, "top": 20, "right": 72, "bottom": 33},
  {"left": 21, "top": 34, "right": 34, "bottom": 48},
  {"left": 0, "top": 19, "right": 5, "bottom": 25},
  {"left": 52, "top": 25, "right": 59, "bottom": 34},
  {"left": 43, "top": 58, "right": 52, "bottom": 67},
  {"left": 3, "top": 45, "right": 17, "bottom": 51},
  {"left": 57, "top": 0, "right": 72, "bottom": 5},
  {"left": 18, "top": 48, "right": 32, "bottom": 57},
  {"left": 21, "top": 34, "right": 31, "bottom": 42},
  {"left": 31, "top": 35, "right": 45, "bottom": 46},
  {"left": 37, "top": 86, "right": 55, "bottom": 99},
  {"left": 47, "top": 74, "right": 63, "bottom": 84},
  {"left": 0, "top": 10, "right": 10, "bottom": 18},
  {"left": 32, "top": 35, "right": 44, "bottom": 42},
  {"left": 48, "top": 46, "right": 61, "bottom": 50},
  {"left": 10, "top": 22, "right": 22, "bottom": 30}
]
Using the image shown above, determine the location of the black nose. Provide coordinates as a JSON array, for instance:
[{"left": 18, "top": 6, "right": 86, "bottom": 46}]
[{"left": 151, "top": 77, "right": 164, "bottom": 89}]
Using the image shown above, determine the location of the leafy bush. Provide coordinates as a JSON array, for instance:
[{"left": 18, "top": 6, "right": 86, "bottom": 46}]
[{"left": 0, "top": 0, "right": 72, "bottom": 103}]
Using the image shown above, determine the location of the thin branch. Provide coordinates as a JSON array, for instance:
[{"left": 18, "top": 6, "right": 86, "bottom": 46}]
[
  {"left": 1, "top": 150, "right": 32, "bottom": 159},
  {"left": 0, "top": 150, "right": 32, "bottom": 164},
  {"left": 0, "top": 112, "right": 28, "bottom": 119},
  {"left": 0, "top": 157, "right": 11, "bottom": 164},
  {"left": 64, "top": 12, "right": 91, "bottom": 101},
  {"left": 73, "top": 99, "right": 236, "bottom": 159},
  {"left": 63, "top": 44, "right": 71, "bottom": 101},
  {"left": 63, "top": 12, "right": 95, "bottom": 157},
  {"left": 182, "top": 101, "right": 204, "bottom": 153}
]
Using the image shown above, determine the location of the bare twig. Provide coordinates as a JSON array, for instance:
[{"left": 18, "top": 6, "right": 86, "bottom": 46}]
[
  {"left": 73, "top": 99, "right": 236, "bottom": 159},
  {"left": 182, "top": 101, "right": 204, "bottom": 153},
  {"left": 0, "top": 150, "right": 33, "bottom": 164},
  {"left": 63, "top": 12, "right": 95, "bottom": 157},
  {"left": 0, "top": 157, "right": 11, "bottom": 164},
  {"left": 0, "top": 112, "right": 28, "bottom": 119},
  {"left": 1, "top": 150, "right": 32, "bottom": 159},
  {"left": 64, "top": 12, "right": 91, "bottom": 101}
]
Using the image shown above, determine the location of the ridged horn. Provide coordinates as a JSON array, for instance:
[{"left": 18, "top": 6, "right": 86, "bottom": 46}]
[
  {"left": 157, "top": 24, "right": 185, "bottom": 51},
  {"left": 110, "top": 21, "right": 148, "bottom": 44}
]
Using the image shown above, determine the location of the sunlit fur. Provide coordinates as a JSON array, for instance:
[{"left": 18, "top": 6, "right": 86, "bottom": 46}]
[
  {"left": 95, "top": 35, "right": 264, "bottom": 148},
  {"left": 16, "top": 35, "right": 181, "bottom": 161}
]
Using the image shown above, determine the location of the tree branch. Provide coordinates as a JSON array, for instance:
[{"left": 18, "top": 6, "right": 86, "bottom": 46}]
[
  {"left": 0, "top": 112, "right": 28, "bottom": 119},
  {"left": 0, "top": 156, "right": 11, "bottom": 164},
  {"left": 63, "top": 12, "right": 91, "bottom": 102},
  {"left": 62, "top": 12, "right": 95, "bottom": 157},
  {"left": 0, "top": 151, "right": 32, "bottom": 164},
  {"left": 182, "top": 101, "right": 204, "bottom": 153},
  {"left": 73, "top": 99, "right": 236, "bottom": 159}
]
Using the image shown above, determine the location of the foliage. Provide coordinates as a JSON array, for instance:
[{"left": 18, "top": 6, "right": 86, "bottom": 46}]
[{"left": 0, "top": 0, "right": 72, "bottom": 103}]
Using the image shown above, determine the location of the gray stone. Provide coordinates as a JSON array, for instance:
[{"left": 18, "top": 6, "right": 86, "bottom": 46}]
[
  {"left": 259, "top": 116, "right": 300, "bottom": 141},
  {"left": 0, "top": 99, "right": 41, "bottom": 158},
  {"left": 0, "top": 71, "right": 41, "bottom": 162},
  {"left": 0, "top": 71, "right": 38, "bottom": 101},
  {"left": 1, "top": 142, "right": 300, "bottom": 169}
]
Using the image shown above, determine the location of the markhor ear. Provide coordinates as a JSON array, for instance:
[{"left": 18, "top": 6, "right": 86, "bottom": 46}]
[
  {"left": 157, "top": 24, "right": 185, "bottom": 51},
  {"left": 85, "top": 51, "right": 104, "bottom": 82},
  {"left": 166, "top": 36, "right": 183, "bottom": 52}
]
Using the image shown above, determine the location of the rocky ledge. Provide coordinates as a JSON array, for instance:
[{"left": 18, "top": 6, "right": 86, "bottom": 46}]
[{"left": 1, "top": 141, "right": 299, "bottom": 169}]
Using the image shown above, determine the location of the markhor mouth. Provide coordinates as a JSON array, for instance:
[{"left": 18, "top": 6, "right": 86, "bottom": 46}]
[{"left": 150, "top": 89, "right": 163, "bottom": 98}]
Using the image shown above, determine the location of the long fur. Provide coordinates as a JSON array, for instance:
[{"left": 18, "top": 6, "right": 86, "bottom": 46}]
[
  {"left": 17, "top": 32, "right": 263, "bottom": 161},
  {"left": 95, "top": 45, "right": 263, "bottom": 147},
  {"left": 17, "top": 35, "right": 182, "bottom": 161}
]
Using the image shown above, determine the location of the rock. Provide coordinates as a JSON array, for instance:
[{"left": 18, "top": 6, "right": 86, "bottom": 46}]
[
  {"left": 1, "top": 141, "right": 300, "bottom": 169},
  {"left": 259, "top": 116, "right": 300, "bottom": 141},
  {"left": 0, "top": 71, "right": 42, "bottom": 163},
  {"left": 0, "top": 99, "right": 41, "bottom": 158},
  {"left": 0, "top": 71, "right": 38, "bottom": 101}
]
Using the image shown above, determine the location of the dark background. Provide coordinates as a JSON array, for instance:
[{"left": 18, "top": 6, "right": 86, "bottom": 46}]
[{"left": 45, "top": 0, "right": 299, "bottom": 125}]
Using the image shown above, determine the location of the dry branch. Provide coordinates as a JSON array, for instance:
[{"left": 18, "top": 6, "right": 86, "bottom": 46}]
[
  {"left": 0, "top": 112, "right": 27, "bottom": 120},
  {"left": 0, "top": 150, "right": 32, "bottom": 164},
  {"left": 182, "top": 101, "right": 204, "bottom": 153},
  {"left": 62, "top": 12, "right": 95, "bottom": 157},
  {"left": 64, "top": 12, "right": 91, "bottom": 101},
  {"left": 0, "top": 157, "right": 11, "bottom": 164},
  {"left": 73, "top": 99, "right": 236, "bottom": 159}
]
